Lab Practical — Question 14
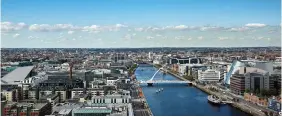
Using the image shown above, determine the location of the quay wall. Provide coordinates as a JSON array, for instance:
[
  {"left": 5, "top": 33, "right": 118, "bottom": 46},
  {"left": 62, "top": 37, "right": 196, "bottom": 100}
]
[{"left": 147, "top": 62, "right": 264, "bottom": 116}]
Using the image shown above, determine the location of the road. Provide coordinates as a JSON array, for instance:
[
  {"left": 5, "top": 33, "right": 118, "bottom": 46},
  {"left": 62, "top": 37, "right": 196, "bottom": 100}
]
[
  {"left": 161, "top": 67, "right": 271, "bottom": 116},
  {"left": 130, "top": 80, "right": 153, "bottom": 116}
]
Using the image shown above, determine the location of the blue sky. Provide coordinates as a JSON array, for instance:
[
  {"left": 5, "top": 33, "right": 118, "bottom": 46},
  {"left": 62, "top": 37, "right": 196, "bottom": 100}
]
[{"left": 1, "top": 0, "right": 281, "bottom": 48}]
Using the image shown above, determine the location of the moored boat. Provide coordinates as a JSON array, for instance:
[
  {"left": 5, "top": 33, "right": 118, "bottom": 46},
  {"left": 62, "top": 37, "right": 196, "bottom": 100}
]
[{"left": 207, "top": 95, "right": 221, "bottom": 105}]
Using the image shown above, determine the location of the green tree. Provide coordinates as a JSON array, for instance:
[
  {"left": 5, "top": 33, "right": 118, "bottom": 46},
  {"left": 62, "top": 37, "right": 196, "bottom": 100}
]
[
  {"left": 260, "top": 89, "right": 268, "bottom": 96},
  {"left": 255, "top": 89, "right": 260, "bottom": 95},
  {"left": 155, "top": 64, "right": 162, "bottom": 68},
  {"left": 245, "top": 88, "right": 250, "bottom": 93},
  {"left": 269, "top": 89, "right": 278, "bottom": 96},
  {"left": 183, "top": 75, "right": 194, "bottom": 81}
]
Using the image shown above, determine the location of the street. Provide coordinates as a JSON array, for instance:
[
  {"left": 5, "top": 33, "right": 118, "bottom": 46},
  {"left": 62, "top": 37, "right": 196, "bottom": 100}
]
[{"left": 130, "top": 80, "right": 153, "bottom": 116}]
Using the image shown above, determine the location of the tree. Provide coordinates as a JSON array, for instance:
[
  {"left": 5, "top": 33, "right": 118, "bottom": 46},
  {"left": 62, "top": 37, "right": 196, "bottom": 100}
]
[
  {"left": 183, "top": 75, "right": 194, "bottom": 81},
  {"left": 269, "top": 89, "right": 278, "bottom": 96},
  {"left": 260, "top": 89, "right": 268, "bottom": 96},
  {"left": 255, "top": 89, "right": 260, "bottom": 95},
  {"left": 245, "top": 88, "right": 250, "bottom": 93},
  {"left": 155, "top": 64, "right": 162, "bottom": 68}
]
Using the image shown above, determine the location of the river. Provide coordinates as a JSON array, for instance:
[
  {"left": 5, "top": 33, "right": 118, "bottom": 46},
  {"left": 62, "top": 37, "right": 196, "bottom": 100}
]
[{"left": 134, "top": 66, "right": 250, "bottom": 116}]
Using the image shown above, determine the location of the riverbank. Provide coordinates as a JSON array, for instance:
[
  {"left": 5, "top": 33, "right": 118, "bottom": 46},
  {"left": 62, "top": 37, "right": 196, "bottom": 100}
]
[
  {"left": 150, "top": 63, "right": 264, "bottom": 116},
  {"left": 138, "top": 87, "right": 154, "bottom": 116},
  {"left": 131, "top": 64, "right": 153, "bottom": 116}
]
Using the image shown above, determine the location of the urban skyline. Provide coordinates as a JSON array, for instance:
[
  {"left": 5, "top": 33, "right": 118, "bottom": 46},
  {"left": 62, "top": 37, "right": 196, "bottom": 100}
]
[{"left": 1, "top": 0, "right": 281, "bottom": 48}]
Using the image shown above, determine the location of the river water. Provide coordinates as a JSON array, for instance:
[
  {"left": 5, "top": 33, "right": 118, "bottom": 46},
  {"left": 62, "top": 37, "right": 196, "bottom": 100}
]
[{"left": 135, "top": 66, "right": 250, "bottom": 116}]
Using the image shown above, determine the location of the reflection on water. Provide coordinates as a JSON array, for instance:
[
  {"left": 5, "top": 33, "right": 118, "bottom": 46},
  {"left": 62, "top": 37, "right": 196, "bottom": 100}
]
[{"left": 135, "top": 66, "right": 250, "bottom": 116}]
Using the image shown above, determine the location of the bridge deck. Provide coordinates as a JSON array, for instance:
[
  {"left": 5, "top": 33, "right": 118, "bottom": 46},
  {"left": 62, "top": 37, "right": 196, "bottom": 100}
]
[{"left": 139, "top": 80, "right": 191, "bottom": 84}]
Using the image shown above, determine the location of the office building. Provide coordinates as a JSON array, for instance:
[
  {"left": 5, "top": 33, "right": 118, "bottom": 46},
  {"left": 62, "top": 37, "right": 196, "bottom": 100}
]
[{"left": 198, "top": 69, "right": 221, "bottom": 83}]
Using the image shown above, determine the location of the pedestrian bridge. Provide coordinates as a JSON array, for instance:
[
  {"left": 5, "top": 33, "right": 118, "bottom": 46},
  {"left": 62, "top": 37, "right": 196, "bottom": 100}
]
[
  {"left": 139, "top": 80, "right": 191, "bottom": 84},
  {"left": 138, "top": 64, "right": 192, "bottom": 86}
]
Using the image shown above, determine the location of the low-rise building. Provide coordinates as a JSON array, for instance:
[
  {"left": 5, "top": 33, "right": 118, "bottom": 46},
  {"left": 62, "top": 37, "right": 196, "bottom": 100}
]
[
  {"left": 2, "top": 102, "right": 51, "bottom": 116},
  {"left": 92, "top": 94, "right": 131, "bottom": 104},
  {"left": 198, "top": 69, "right": 220, "bottom": 83}
]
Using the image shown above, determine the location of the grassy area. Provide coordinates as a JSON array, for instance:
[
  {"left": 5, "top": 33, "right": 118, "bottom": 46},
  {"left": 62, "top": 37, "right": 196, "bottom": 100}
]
[
  {"left": 154, "top": 64, "right": 162, "bottom": 68},
  {"left": 183, "top": 75, "right": 195, "bottom": 81},
  {"left": 128, "top": 63, "right": 138, "bottom": 75}
]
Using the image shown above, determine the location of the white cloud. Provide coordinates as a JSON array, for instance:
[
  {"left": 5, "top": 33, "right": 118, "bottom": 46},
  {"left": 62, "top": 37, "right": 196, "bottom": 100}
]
[
  {"left": 187, "top": 37, "right": 192, "bottom": 40},
  {"left": 156, "top": 34, "right": 162, "bottom": 37},
  {"left": 228, "top": 27, "right": 249, "bottom": 32},
  {"left": 200, "top": 26, "right": 223, "bottom": 31},
  {"left": 174, "top": 25, "right": 188, "bottom": 30},
  {"left": 245, "top": 23, "right": 266, "bottom": 27},
  {"left": 28, "top": 36, "right": 39, "bottom": 39},
  {"left": 146, "top": 36, "right": 154, "bottom": 39},
  {"left": 135, "top": 28, "right": 143, "bottom": 32},
  {"left": 68, "top": 31, "right": 74, "bottom": 34},
  {"left": 82, "top": 25, "right": 100, "bottom": 32},
  {"left": 1, "top": 22, "right": 27, "bottom": 32},
  {"left": 197, "top": 36, "right": 203, "bottom": 40},
  {"left": 256, "top": 36, "right": 264, "bottom": 40},
  {"left": 175, "top": 36, "right": 184, "bottom": 40},
  {"left": 115, "top": 24, "right": 127, "bottom": 28},
  {"left": 29, "top": 24, "right": 52, "bottom": 31},
  {"left": 13, "top": 33, "right": 20, "bottom": 38},
  {"left": 218, "top": 37, "right": 229, "bottom": 41},
  {"left": 29, "top": 24, "right": 78, "bottom": 32},
  {"left": 124, "top": 34, "right": 132, "bottom": 40}
]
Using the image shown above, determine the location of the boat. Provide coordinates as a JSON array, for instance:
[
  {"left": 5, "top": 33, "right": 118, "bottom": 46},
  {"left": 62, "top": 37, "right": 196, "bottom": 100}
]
[
  {"left": 156, "top": 89, "right": 160, "bottom": 93},
  {"left": 207, "top": 95, "right": 221, "bottom": 105}
]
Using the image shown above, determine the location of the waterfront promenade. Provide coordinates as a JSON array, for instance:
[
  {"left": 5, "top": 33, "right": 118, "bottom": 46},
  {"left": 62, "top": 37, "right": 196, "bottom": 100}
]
[
  {"left": 135, "top": 66, "right": 249, "bottom": 116},
  {"left": 130, "top": 80, "right": 153, "bottom": 116},
  {"left": 148, "top": 63, "right": 267, "bottom": 116}
]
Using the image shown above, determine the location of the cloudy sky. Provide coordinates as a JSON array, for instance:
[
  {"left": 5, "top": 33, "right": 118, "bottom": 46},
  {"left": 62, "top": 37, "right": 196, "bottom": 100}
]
[{"left": 1, "top": 0, "right": 281, "bottom": 48}]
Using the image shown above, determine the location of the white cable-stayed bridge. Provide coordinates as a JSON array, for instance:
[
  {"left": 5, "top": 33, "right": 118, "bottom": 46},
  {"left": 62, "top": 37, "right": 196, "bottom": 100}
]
[{"left": 138, "top": 66, "right": 191, "bottom": 86}]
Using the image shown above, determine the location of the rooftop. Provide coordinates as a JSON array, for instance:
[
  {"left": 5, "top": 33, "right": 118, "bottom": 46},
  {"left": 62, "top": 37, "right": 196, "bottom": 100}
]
[
  {"left": 73, "top": 107, "right": 112, "bottom": 114},
  {"left": 58, "top": 109, "right": 72, "bottom": 115},
  {"left": 1, "top": 66, "right": 34, "bottom": 85}
]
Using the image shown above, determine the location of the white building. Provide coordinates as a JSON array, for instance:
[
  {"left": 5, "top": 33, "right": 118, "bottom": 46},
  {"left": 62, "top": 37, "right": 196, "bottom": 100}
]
[
  {"left": 61, "top": 63, "right": 70, "bottom": 70},
  {"left": 94, "top": 69, "right": 111, "bottom": 75},
  {"left": 107, "top": 79, "right": 118, "bottom": 85},
  {"left": 1, "top": 90, "right": 16, "bottom": 101},
  {"left": 198, "top": 69, "right": 221, "bottom": 82},
  {"left": 153, "top": 60, "right": 160, "bottom": 65},
  {"left": 71, "top": 88, "right": 105, "bottom": 98},
  {"left": 92, "top": 94, "right": 131, "bottom": 104}
]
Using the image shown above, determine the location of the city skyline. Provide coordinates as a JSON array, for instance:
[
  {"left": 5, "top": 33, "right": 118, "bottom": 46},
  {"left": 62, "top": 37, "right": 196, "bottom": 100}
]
[{"left": 1, "top": 0, "right": 281, "bottom": 48}]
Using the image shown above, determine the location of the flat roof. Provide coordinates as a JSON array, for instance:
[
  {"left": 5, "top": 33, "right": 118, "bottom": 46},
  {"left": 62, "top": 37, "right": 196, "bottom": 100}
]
[
  {"left": 59, "top": 109, "right": 72, "bottom": 115},
  {"left": 1, "top": 66, "right": 34, "bottom": 85},
  {"left": 74, "top": 108, "right": 112, "bottom": 114}
]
